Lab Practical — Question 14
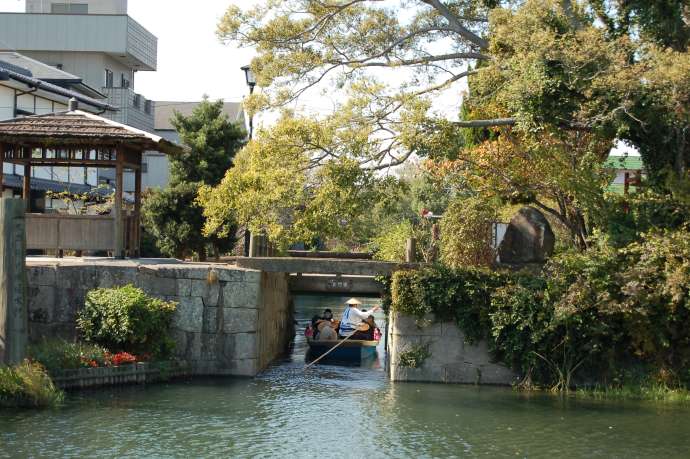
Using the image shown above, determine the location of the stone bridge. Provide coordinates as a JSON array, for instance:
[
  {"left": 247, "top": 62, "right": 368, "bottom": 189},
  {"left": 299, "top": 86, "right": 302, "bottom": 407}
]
[{"left": 234, "top": 257, "right": 417, "bottom": 295}]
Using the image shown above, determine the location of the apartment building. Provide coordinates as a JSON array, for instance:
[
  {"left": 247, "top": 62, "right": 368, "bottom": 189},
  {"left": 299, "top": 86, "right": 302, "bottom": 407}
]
[
  {"left": 0, "top": 51, "right": 117, "bottom": 209},
  {"left": 0, "top": 0, "right": 158, "bottom": 191}
]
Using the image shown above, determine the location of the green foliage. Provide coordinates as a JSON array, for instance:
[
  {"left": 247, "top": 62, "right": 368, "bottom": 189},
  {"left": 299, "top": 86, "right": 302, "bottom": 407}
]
[
  {"left": 390, "top": 228, "right": 690, "bottom": 390},
  {"left": 440, "top": 196, "right": 498, "bottom": 268},
  {"left": 596, "top": 189, "right": 690, "bottom": 247},
  {"left": 169, "top": 97, "right": 246, "bottom": 187},
  {"left": 142, "top": 183, "right": 208, "bottom": 259},
  {"left": 392, "top": 266, "right": 502, "bottom": 344},
  {"left": 372, "top": 221, "right": 416, "bottom": 262},
  {"left": 77, "top": 285, "right": 177, "bottom": 358},
  {"left": 142, "top": 98, "right": 244, "bottom": 260},
  {"left": 28, "top": 340, "right": 110, "bottom": 374},
  {"left": 0, "top": 361, "right": 63, "bottom": 408},
  {"left": 398, "top": 344, "right": 432, "bottom": 369}
]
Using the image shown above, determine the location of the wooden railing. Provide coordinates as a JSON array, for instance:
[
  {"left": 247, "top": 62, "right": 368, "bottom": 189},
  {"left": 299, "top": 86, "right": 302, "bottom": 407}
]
[{"left": 26, "top": 214, "right": 135, "bottom": 253}]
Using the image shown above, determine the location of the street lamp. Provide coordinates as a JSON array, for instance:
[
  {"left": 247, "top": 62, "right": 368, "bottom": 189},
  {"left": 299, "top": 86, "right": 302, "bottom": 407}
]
[
  {"left": 241, "top": 65, "right": 256, "bottom": 140},
  {"left": 240, "top": 65, "right": 257, "bottom": 257}
]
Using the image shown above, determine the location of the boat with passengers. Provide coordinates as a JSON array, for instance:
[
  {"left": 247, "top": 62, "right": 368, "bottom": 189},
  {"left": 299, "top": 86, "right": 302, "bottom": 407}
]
[{"left": 305, "top": 298, "right": 381, "bottom": 364}]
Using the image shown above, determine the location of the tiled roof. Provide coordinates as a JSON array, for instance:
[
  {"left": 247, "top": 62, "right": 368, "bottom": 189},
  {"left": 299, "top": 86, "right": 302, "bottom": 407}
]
[
  {"left": 0, "top": 52, "right": 81, "bottom": 82},
  {"left": 154, "top": 101, "right": 245, "bottom": 130},
  {"left": 0, "top": 110, "right": 183, "bottom": 154},
  {"left": 0, "top": 61, "right": 114, "bottom": 111}
]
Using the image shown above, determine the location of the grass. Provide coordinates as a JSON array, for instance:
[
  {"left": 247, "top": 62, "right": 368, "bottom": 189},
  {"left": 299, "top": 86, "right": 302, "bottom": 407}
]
[
  {"left": 0, "top": 360, "right": 64, "bottom": 409},
  {"left": 576, "top": 384, "right": 690, "bottom": 403}
]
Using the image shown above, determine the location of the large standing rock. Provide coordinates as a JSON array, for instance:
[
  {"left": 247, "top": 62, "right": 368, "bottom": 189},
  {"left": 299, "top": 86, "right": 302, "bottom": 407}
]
[{"left": 498, "top": 207, "right": 555, "bottom": 264}]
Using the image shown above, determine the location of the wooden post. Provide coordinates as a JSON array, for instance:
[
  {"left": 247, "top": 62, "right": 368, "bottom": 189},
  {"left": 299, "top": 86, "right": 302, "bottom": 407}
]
[
  {"left": 113, "top": 149, "right": 124, "bottom": 259},
  {"left": 0, "top": 143, "right": 4, "bottom": 195},
  {"left": 23, "top": 163, "right": 31, "bottom": 212},
  {"left": 405, "top": 237, "right": 417, "bottom": 263},
  {"left": 0, "top": 198, "right": 27, "bottom": 365},
  {"left": 134, "top": 166, "right": 142, "bottom": 258}
]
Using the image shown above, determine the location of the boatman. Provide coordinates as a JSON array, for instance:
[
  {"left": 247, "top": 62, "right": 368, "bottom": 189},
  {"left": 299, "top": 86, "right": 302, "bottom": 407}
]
[{"left": 338, "top": 298, "right": 379, "bottom": 338}]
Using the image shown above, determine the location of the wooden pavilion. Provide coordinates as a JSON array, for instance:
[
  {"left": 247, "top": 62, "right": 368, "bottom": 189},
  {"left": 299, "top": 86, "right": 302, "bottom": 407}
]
[{"left": 0, "top": 102, "right": 182, "bottom": 258}]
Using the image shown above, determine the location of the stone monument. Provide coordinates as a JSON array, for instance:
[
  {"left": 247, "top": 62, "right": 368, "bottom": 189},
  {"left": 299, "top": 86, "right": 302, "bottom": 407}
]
[
  {"left": 0, "top": 198, "right": 28, "bottom": 365},
  {"left": 498, "top": 207, "right": 555, "bottom": 264}
]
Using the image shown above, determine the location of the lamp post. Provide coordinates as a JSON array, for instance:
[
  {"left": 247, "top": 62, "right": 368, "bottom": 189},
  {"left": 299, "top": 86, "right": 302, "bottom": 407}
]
[
  {"left": 240, "top": 65, "right": 257, "bottom": 256},
  {"left": 240, "top": 65, "right": 256, "bottom": 139}
]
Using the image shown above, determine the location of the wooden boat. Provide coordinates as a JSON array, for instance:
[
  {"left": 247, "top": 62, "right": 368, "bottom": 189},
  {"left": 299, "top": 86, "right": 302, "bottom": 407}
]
[{"left": 306, "top": 337, "right": 379, "bottom": 363}]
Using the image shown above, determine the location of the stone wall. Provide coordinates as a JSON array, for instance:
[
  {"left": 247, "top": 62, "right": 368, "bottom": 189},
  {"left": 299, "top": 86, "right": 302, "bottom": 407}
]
[
  {"left": 26, "top": 259, "right": 292, "bottom": 377},
  {"left": 388, "top": 312, "right": 518, "bottom": 385}
]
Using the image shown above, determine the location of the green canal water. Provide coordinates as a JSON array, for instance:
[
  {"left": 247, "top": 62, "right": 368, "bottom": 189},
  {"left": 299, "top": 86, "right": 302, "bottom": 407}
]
[{"left": 2, "top": 294, "right": 690, "bottom": 458}]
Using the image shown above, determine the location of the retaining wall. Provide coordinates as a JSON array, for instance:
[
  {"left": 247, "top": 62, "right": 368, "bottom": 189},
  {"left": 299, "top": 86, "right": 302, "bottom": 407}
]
[
  {"left": 388, "top": 312, "right": 518, "bottom": 385},
  {"left": 26, "top": 259, "right": 292, "bottom": 377}
]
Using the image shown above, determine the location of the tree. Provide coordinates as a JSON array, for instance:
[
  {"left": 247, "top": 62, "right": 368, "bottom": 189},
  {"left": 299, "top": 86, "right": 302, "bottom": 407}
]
[
  {"left": 169, "top": 98, "right": 246, "bottom": 186},
  {"left": 142, "top": 98, "right": 245, "bottom": 259},
  {"left": 214, "top": 0, "right": 689, "bottom": 249}
]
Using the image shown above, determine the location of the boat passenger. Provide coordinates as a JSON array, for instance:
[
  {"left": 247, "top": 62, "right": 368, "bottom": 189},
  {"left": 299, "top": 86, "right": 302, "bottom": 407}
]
[
  {"left": 338, "top": 298, "right": 379, "bottom": 338},
  {"left": 317, "top": 320, "right": 338, "bottom": 341}
]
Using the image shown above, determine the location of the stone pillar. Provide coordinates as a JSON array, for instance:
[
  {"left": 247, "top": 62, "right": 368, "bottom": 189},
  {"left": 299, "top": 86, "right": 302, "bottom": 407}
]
[
  {"left": 0, "top": 198, "right": 28, "bottom": 365},
  {"left": 249, "top": 234, "right": 261, "bottom": 257},
  {"left": 405, "top": 237, "right": 417, "bottom": 263}
]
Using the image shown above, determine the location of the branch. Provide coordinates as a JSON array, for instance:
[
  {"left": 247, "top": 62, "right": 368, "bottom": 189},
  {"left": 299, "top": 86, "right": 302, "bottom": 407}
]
[
  {"left": 453, "top": 118, "right": 516, "bottom": 128},
  {"left": 419, "top": 0, "right": 490, "bottom": 49}
]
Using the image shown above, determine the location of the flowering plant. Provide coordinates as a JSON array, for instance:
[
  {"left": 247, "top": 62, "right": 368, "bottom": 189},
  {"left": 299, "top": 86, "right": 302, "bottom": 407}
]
[{"left": 111, "top": 352, "right": 137, "bottom": 366}]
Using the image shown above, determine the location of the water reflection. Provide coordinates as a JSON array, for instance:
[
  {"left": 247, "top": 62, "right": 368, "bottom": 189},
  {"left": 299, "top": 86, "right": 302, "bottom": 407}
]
[{"left": 2, "top": 295, "right": 690, "bottom": 458}]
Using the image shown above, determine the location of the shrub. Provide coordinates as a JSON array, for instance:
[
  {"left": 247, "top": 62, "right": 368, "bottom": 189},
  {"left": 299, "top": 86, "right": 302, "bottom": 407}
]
[
  {"left": 0, "top": 361, "right": 64, "bottom": 408},
  {"left": 77, "top": 285, "right": 177, "bottom": 358},
  {"left": 440, "top": 196, "right": 498, "bottom": 268},
  {"left": 391, "top": 266, "right": 503, "bottom": 344},
  {"left": 28, "top": 340, "right": 110, "bottom": 373},
  {"left": 389, "top": 228, "right": 690, "bottom": 390}
]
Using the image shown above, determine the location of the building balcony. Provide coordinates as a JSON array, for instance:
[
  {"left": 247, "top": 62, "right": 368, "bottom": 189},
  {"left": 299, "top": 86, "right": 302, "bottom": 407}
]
[
  {"left": 101, "top": 87, "right": 154, "bottom": 133},
  {"left": 0, "top": 13, "right": 157, "bottom": 71}
]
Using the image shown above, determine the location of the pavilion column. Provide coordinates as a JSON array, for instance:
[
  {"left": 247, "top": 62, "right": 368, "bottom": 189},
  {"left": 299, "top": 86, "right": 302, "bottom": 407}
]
[
  {"left": 134, "top": 166, "right": 142, "bottom": 258},
  {"left": 0, "top": 144, "right": 4, "bottom": 195},
  {"left": 23, "top": 160, "right": 31, "bottom": 213},
  {"left": 114, "top": 149, "right": 124, "bottom": 259}
]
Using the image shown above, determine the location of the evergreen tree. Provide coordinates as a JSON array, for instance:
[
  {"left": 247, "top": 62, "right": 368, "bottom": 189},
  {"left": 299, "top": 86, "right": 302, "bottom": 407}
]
[{"left": 142, "top": 98, "right": 245, "bottom": 260}]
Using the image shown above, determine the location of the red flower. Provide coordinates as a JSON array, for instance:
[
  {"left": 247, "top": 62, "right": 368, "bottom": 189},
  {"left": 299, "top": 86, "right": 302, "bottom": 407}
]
[{"left": 112, "top": 352, "right": 137, "bottom": 366}]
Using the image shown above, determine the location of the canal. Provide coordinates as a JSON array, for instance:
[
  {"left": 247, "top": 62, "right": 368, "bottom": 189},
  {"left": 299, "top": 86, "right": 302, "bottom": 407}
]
[{"left": 2, "top": 294, "right": 690, "bottom": 458}]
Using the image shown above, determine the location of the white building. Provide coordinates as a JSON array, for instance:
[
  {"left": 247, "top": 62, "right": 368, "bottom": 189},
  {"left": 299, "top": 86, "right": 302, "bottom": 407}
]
[
  {"left": 0, "top": 52, "right": 116, "bottom": 209},
  {"left": 0, "top": 0, "right": 158, "bottom": 192}
]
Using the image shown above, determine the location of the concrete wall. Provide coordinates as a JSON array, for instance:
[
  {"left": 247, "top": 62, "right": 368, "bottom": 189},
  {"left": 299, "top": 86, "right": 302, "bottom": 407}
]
[
  {"left": 26, "top": 0, "right": 128, "bottom": 15},
  {"left": 388, "top": 312, "right": 518, "bottom": 386},
  {"left": 26, "top": 260, "right": 292, "bottom": 376}
]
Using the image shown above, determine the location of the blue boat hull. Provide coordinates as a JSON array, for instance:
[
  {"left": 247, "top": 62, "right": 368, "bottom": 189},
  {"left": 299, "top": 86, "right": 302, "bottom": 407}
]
[{"left": 306, "top": 339, "right": 379, "bottom": 363}]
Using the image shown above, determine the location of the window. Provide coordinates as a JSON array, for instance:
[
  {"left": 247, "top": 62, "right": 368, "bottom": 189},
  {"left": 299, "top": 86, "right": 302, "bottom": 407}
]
[
  {"left": 51, "top": 3, "right": 88, "bottom": 14},
  {"left": 104, "top": 69, "right": 114, "bottom": 88},
  {"left": 120, "top": 74, "right": 130, "bottom": 89},
  {"left": 133, "top": 94, "right": 141, "bottom": 109},
  {"left": 144, "top": 99, "right": 152, "bottom": 114},
  {"left": 142, "top": 162, "right": 148, "bottom": 174}
]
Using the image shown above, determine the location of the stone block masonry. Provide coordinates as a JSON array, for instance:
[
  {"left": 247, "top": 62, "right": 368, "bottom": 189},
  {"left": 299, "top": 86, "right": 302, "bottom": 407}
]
[
  {"left": 388, "top": 312, "right": 518, "bottom": 386},
  {"left": 25, "top": 259, "right": 292, "bottom": 377}
]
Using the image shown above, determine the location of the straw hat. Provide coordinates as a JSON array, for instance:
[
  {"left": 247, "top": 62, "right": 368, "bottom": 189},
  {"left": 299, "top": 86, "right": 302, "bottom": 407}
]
[{"left": 345, "top": 298, "right": 362, "bottom": 306}]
